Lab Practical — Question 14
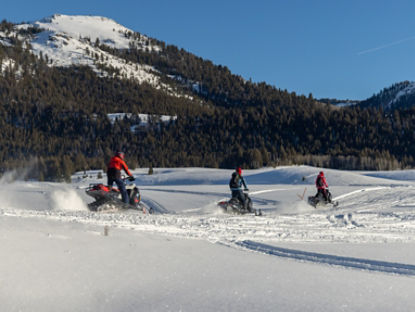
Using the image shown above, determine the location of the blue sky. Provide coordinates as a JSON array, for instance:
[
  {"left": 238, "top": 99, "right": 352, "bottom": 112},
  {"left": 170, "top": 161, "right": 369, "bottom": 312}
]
[{"left": 3, "top": 0, "right": 415, "bottom": 100}]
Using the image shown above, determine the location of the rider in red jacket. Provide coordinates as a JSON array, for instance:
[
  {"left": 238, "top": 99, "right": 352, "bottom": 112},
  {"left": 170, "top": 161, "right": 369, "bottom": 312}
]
[
  {"left": 315, "top": 171, "right": 330, "bottom": 202},
  {"left": 107, "top": 152, "right": 134, "bottom": 203}
]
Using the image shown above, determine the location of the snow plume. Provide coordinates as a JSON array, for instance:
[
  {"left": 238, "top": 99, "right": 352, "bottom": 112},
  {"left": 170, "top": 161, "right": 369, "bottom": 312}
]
[
  {"left": 0, "top": 170, "right": 21, "bottom": 184},
  {"left": 49, "top": 187, "right": 88, "bottom": 211},
  {"left": 0, "top": 159, "right": 38, "bottom": 184}
]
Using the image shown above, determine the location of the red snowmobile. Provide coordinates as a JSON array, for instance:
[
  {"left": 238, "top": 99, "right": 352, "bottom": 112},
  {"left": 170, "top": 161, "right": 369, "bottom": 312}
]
[{"left": 86, "top": 177, "right": 152, "bottom": 213}]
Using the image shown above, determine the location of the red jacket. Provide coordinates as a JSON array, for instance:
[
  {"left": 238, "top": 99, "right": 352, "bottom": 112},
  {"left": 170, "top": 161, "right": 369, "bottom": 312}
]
[
  {"left": 315, "top": 174, "right": 328, "bottom": 190},
  {"left": 107, "top": 155, "right": 132, "bottom": 178}
]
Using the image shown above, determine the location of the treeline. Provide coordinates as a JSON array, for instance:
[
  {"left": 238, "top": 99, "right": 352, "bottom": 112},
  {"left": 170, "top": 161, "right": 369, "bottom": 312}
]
[{"left": 0, "top": 30, "right": 415, "bottom": 182}]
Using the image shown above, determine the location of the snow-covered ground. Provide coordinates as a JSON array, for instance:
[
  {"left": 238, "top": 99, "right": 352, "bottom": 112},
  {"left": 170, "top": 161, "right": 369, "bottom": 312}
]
[{"left": 1, "top": 166, "right": 415, "bottom": 311}]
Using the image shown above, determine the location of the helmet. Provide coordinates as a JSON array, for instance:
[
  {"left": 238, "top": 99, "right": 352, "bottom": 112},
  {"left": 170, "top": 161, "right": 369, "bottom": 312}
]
[
  {"left": 319, "top": 171, "right": 324, "bottom": 176},
  {"left": 236, "top": 167, "right": 242, "bottom": 175},
  {"left": 116, "top": 152, "right": 125, "bottom": 160}
]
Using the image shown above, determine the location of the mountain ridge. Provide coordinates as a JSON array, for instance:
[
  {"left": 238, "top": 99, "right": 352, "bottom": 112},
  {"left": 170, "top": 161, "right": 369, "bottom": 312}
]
[
  {"left": 15, "top": 14, "right": 167, "bottom": 89},
  {"left": 6, "top": 14, "right": 415, "bottom": 110},
  {"left": 359, "top": 81, "right": 415, "bottom": 110}
]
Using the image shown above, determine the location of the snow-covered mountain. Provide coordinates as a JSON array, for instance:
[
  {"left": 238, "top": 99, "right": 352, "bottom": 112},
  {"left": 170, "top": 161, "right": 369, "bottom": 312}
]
[
  {"left": 321, "top": 81, "right": 415, "bottom": 110},
  {"left": 9, "top": 14, "right": 163, "bottom": 86},
  {"left": 359, "top": 80, "right": 415, "bottom": 110},
  {"left": 385, "top": 81, "right": 415, "bottom": 109}
]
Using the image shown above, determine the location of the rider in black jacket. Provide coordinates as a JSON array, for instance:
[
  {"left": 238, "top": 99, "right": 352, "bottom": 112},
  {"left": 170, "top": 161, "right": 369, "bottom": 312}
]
[{"left": 229, "top": 167, "right": 248, "bottom": 210}]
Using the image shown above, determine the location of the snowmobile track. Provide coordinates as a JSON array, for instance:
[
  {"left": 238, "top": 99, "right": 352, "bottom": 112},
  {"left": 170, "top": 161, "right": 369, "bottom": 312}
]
[
  {"left": 237, "top": 240, "right": 415, "bottom": 276},
  {"left": 140, "top": 198, "right": 170, "bottom": 214}
]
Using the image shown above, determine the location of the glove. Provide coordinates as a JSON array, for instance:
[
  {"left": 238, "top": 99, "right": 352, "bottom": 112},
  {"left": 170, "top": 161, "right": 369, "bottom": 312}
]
[
  {"left": 128, "top": 176, "right": 135, "bottom": 181},
  {"left": 244, "top": 188, "right": 249, "bottom": 192}
]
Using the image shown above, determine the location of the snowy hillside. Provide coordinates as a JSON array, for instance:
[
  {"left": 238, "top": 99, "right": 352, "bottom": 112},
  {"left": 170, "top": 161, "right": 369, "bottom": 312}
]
[
  {"left": 31, "top": 15, "right": 150, "bottom": 50},
  {"left": 390, "top": 81, "right": 415, "bottom": 106},
  {"left": 1, "top": 166, "right": 415, "bottom": 311},
  {"left": 13, "top": 14, "right": 163, "bottom": 85},
  {"left": 360, "top": 80, "right": 415, "bottom": 110}
]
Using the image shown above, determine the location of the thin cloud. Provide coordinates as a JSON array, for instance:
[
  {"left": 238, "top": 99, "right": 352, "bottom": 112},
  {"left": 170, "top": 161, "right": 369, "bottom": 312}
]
[{"left": 357, "top": 35, "right": 415, "bottom": 55}]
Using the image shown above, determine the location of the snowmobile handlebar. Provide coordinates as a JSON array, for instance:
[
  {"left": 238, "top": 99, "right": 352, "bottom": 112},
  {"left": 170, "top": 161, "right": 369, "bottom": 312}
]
[{"left": 121, "top": 175, "right": 135, "bottom": 182}]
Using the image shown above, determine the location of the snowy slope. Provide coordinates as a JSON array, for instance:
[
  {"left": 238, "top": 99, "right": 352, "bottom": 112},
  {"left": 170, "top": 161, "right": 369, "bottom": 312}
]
[
  {"left": 1, "top": 166, "right": 415, "bottom": 311},
  {"left": 389, "top": 81, "right": 415, "bottom": 107},
  {"left": 107, "top": 113, "right": 177, "bottom": 130},
  {"left": 14, "top": 14, "right": 163, "bottom": 86},
  {"left": 360, "top": 81, "right": 415, "bottom": 110},
  {"left": 32, "top": 15, "right": 146, "bottom": 50}
]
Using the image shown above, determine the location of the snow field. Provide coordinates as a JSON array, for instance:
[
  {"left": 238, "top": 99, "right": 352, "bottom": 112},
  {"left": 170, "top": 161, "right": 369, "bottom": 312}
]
[{"left": 1, "top": 166, "right": 415, "bottom": 311}]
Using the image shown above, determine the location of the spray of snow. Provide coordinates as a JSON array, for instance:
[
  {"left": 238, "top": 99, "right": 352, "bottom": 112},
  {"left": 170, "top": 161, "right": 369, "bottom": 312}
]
[
  {"left": 49, "top": 187, "right": 88, "bottom": 211},
  {"left": 0, "top": 159, "right": 38, "bottom": 184},
  {"left": 0, "top": 170, "right": 22, "bottom": 185}
]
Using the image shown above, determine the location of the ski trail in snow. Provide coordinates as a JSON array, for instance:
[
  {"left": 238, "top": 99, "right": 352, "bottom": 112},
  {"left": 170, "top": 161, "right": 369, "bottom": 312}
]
[
  {"left": 332, "top": 187, "right": 389, "bottom": 201},
  {"left": 250, "top": 188, "right": 295, "bottom": 195},
  {"left": 237, "top": 240, "right": 415, "bottom": 276}
]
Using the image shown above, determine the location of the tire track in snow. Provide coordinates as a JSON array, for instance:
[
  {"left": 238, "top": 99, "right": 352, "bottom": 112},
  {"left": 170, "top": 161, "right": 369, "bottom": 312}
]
[
  {"left": 237, "top": 240, "right": 415, "bottom": 276},
  {"left": 140, "top": 198, "right": 170, "bottom": 214}
]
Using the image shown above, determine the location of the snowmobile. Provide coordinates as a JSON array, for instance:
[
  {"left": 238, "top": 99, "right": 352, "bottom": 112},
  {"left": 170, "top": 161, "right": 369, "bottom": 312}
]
[
  {"left": 218, "top": 191, "right": 262, "bottom": 216},
  {"left": 86, "top": 177, "right": 152, "bottom": 213},
  {"left": 307, "top": 189, "right": 338, "bottom": 208}
]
